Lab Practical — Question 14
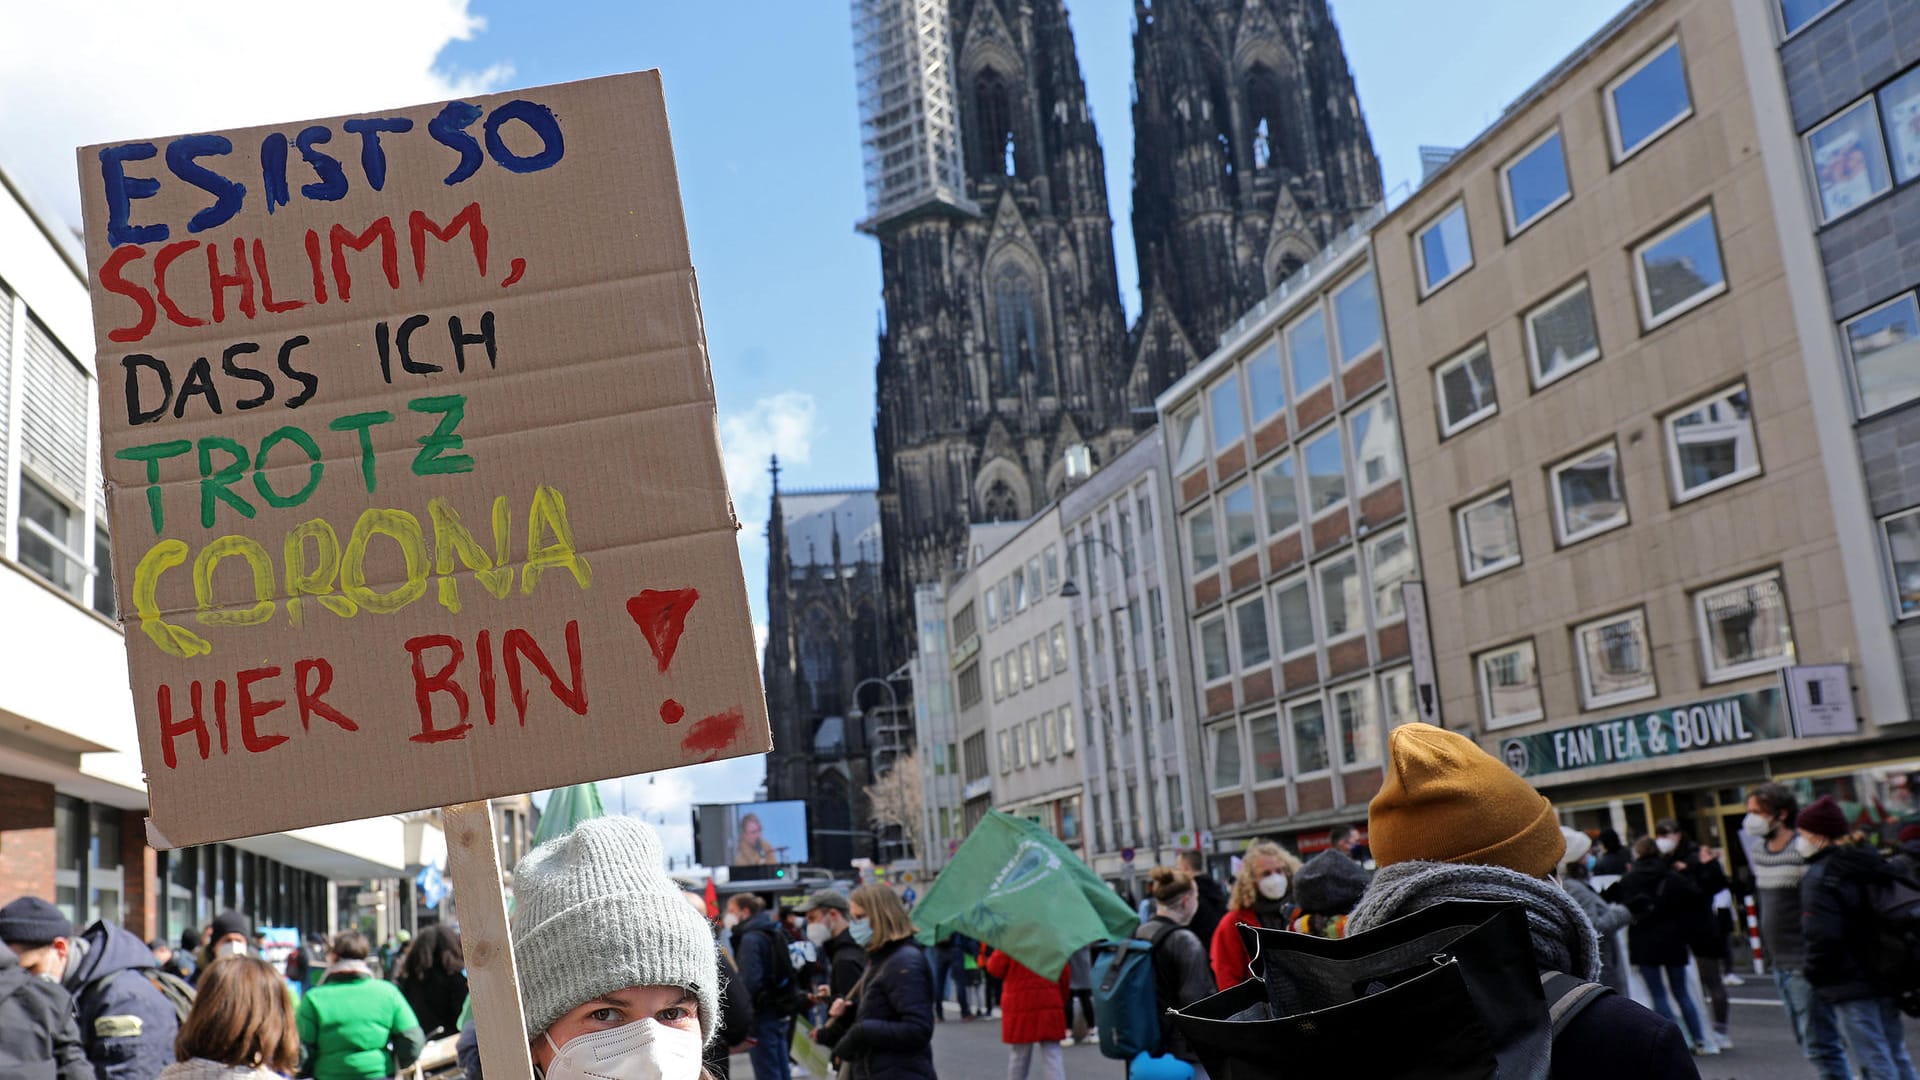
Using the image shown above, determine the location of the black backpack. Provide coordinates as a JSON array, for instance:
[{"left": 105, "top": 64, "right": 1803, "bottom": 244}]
[
  {"left": 79, "top": 967, "right": 195, "bottom": 1028},
  {"left": 1865, "top": 860, "right": 1920, "bottom": 1014},
  {"left": 748, "top": 926, "right": 814, "bottom": 1017}
]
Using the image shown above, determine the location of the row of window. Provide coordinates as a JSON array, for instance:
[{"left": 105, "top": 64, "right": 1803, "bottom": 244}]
[
  {"left": 982, "top": 545, "right": 1063, "bottom": 628},
  {"left": 995, "top": 705, "right": 1078, "bottom": 774},
  {"left": 1802, "top": 65, "right": 1920, "bottom": 225},
  {"left": 1171, "top": 267, "right": 1385, "bottom": 475},
  {"left": 1416, "top": 35, "right": 1696, "bottom": 296},
  {"left": 988, "top": 624, "right": 1070, "bottom": 701},
  {"left": 1088, "top": 773, "right": 1188, "bottom": 854},
  {"left": 1069, "top": 483, "right": 1161, "bottom": 600},
  {"left": 1472, "top": 569, "right": 1797, "bottom": 728},
  {"left": 1196, "top": 526, "right": 1415, "bottom": 684},
  {"left": 1207, "top": 667, "right": 1420, "bottom": 793},
  {"left": 1454, "top": 382, "right": 1760, "bottom": 583},
  {"left": 1184, "top": 393, "right": 1401, "bottom": 579}
]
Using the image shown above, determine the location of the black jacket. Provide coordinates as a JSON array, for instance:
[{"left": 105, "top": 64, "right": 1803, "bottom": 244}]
[
  {"left": 729, "top": 912, "right": 790, "bottom": 1013},
  {"left": 708, "top": 941, "right": 756, "bottom": 1080},
  {"left": 1551, "top": 992, "right": 1701, "bottom": 1080},
  {"left": 822, "top": 929, "right": 870, "bottom": 1001},
  {"left": 0, "top": 946, "right": 92, "bottom": 1080},
  {"left": 1606, "top": 856, "right": 1700, "bottom": 968},
  {"left": 1671, "top": 841, "right": 1731, "bottom": 957},
  {"left": 1803, "top": 843, "right": 1897, "bottom": 1003},
  {"left": 819, "top": 939, "right": 935, "bottom": 1080},
  {"left": 1189, "top": 875, "right": 1229, "bottom": 951},
  {"left": 63, "top": 920, "right": 181, "bottom": 1080},
  {"left": 1141, "top": 916, "right": 1213, "bottom": 1063},
  {"left": 1591, "top": 848, "right": 1631, "bottom": 877},
  {"left": 397, "top": 965, "right": 468, "bottom": 1040}
]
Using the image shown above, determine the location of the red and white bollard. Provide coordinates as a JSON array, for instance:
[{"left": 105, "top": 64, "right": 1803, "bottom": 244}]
[{"left": 1744, "top": 895, "right": 1765, "bottom": 974}]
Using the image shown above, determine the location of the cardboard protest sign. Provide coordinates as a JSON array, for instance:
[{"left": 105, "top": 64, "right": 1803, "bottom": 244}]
[{"left": 76, "top": 72, "right": 770, "bottom": 849}]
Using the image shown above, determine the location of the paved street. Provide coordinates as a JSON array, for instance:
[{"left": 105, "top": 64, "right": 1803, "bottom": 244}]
[{"left": 745, "top": 981, "right": 1920, "bottom": 1080}]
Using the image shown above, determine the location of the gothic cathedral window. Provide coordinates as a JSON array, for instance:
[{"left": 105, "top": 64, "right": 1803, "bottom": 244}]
[
  {"left": 993, "top": 267, "right": 1048, "bottom": 393},
  {"left": 974, "top": 69, "right": 1018, "bottom": 179}
]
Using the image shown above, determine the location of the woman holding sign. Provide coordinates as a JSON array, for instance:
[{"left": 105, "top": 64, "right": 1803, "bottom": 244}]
[{"left": 513, "top": 817, "right": 721, "bottom": 1080}]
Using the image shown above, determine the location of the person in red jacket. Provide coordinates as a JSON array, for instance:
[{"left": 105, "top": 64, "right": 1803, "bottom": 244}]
[
  {"left": 981, "top": 946, "right": 1070, "bottom": 1080},
  {"left": 1208, "top": 839, "right": 1301, "bottom": 991}
]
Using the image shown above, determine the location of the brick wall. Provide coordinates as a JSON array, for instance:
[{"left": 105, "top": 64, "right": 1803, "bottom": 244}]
[
  {"left": 120, "top": 809, "right": 155, "bottom": 940},
  {"left": 0, "top": 776, "right": 56, "bottom": 903}
]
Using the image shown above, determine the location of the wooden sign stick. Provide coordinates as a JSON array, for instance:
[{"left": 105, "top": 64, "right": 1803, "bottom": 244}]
[{"left": 445, "top": 799, "right": 535, "bottom": 1080}]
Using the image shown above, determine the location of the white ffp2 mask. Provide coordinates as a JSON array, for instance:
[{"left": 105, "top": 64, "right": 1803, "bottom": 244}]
[{"left": 542, "top": 1019, "right": 703, "bottom": 1080}]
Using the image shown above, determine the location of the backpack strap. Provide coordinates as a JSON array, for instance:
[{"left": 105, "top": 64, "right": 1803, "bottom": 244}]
[{"left": 1539, "top": 970, "right": 1611, "bottom": 1037}]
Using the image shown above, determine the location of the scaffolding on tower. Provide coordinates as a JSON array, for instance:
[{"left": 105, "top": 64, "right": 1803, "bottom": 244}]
[{"left": 852, "top": 0, "right": 979, "bottom": 232}]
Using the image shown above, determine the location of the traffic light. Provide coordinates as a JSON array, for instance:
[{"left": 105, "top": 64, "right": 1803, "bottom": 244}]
[{"left": 774, "top": 867, "right": 787, "bottom": 879}]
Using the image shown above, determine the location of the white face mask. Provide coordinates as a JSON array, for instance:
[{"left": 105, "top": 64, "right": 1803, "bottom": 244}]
[
  {"left": 806, "top": 921, "right": 832, "bottom": 947},
  {"left": 1256, "top": 873, "right": 1288, "bottom": 901},
  {"left": 1654, "top": 836, "right": 1679, "bottom": 855},
  {"left": 1794, "top": 835, "right": 1825, "bottom": 860},
  {"left": 222, "top": 940, "right": 248, "bottom": 958},
  {"left": 1742, "top": 812, "right": 1774, "bottom": 839},
  {"left": 721, "top": 913, "right": 740, "bottom": 930},
  {"left": 542, "top": 1019, "right": 704, "bottom": 1080}
]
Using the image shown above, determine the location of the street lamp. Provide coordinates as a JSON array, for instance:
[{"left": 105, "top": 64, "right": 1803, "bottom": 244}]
[{"left": 848, "top": 675, "right": 905, "bottom": 860}]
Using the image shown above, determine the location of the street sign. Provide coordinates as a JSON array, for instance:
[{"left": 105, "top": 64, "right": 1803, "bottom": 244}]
[
  {"left": 1786, "top": 664, "right": 1858, "bottom": 737},
  {"left": 903, "top": 887, "right": 917, "bottom": 905},
  {"left": 1120, "top": 847, "right": 1135, "bottom": 864}
]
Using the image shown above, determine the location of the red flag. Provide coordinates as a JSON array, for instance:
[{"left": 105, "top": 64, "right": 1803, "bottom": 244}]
[{"left": 705, "top": 877, "right": 720, "bottom": 921}]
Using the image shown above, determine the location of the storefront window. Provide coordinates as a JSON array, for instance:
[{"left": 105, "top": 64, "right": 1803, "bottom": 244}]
[
  {"left": 90, "top": 805, "right": 123, "bottom": 928},
  {"left": 54, "top": 796, "right": 84, "bottom": 923},
  {"left": 1780, "top": 761, "right": 1920, "bottom": 841}
]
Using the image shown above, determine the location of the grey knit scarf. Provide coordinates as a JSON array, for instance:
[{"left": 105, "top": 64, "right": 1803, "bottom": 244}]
[{"left": 1347, "top": 861, "right": 1602, "bottom": 980}]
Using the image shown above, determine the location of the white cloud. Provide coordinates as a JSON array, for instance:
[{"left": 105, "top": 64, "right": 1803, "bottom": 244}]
[
  {"left": 0, "top": 0, "right": 510, "bottom": 235},
  {"left": 721, "top": 391, "right": 819, "bottom": 512}
]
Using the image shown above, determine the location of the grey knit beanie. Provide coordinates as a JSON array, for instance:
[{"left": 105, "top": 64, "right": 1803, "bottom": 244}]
[{"left": 511, "top": 816, "right": 719, "bottom": 1044}]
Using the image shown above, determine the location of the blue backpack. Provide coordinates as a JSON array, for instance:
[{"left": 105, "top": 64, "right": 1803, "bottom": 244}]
[{"left": 1091, "top": 921, "right": 1171, "bottom": 1060}]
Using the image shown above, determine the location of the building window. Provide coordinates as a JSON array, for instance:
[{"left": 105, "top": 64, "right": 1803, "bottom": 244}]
[
  {"left": 957, "top": 662, "right": 981, "bottom": 708},
  {"left": 1223, "top": 482, "right": 1258, "bottom": 557},
  {"left": 1303, "top": 426, "right": 1347, "bottom": 517},
  {"left": 1247, "top": 713, "right": 1284, "bottom": 783},
  {"left": 1013, "top": 567, "right": 1029, "bottom": 611},
  {"left": 953, "top": 602, "right": 978, "bottom": 643},
  {"left": 1665, "top": 383, "right": 1760, "bottom": 502},
  {"left": 1367, "top": 528, "right": 1414, "bottom": 623},
  {"left": 1235, "top": 595, "right": 1271, "bottom": 669},
  {"left": 1435, "top": 342, "right": 1498, "bottom": 437},
  {"left": 1525, "top": 280, "right": 1601, "bottom": 388},
  {"left": 1549, "top": 441, "right": 1628, "bottom": 545},
  {"left": 1044, "top": 546, "right": 1060, "bottom": 591},
  {"left": 18, "top": 476, "right": 86, "bottom": 599},
  {"left": 1288, "top": 307, "right": 1331, "bottom": 397},
  {"left": 1274, "top": 576, "right": 1315, "bottom": 659},
  {"left": 1173, "top": 406, "right": 1206, "bottom": 474},
  {"left": 1348, "top": 393, "right": 1401, "bottom": 492},
  {"left": 1318, "top": 555, "right": 1362, "bottom": 642},
  {"left": 1049, "top": 624, "right": 1068, "bottom": 673},
  {"left": 1186, "top": 506, "right": 1218, "bottom": 576},
  {"left": 1574, "top": 609, "right": 1657, "bottom": 709},
  {"left": 1288, "top": 697, "right": 1331, "bottom": 775},
  {"left": 1380, "top": 666, "right": 1419, "bottom": 728},
  {"left": 1844, "top": 294, "right": 1920, "bottom": 418},
  {"left": 1457, "top": 488, "right": 1522, "bottom": 581},
  {"left": 1501, "top": 128, "right": 1571, "bottom": 235},
  {"left": 1147, "top": 590, "right": 1166, "bottom": 661},
  {"left": 1807, "top": 97, "right": 1893, "bottom": 222},
  {"left": 1060, "top": 704, "right": 1077, "bottom": 754},
  {"left": 1200, "top": 614, "right": 1230, "bottom": 683},
  {"left": 1477, "top": 639, "right": 1544, "bottom": 728},
  {"left": 1027, "top": 555, "right": 1044, "bottom": 599},
  {"left": 91, "top": 529, "right": 116, "bottom": 619},
  {"left": 1027, "top": 717, "right": 1041, "bottom": 763},
  {"left": 1606, "top": 37, "right": 1692, "bottom": 162},
  {"left": 1247, "top": 340, "right": 1286, "bottom": 424},
  {"left": 1886, "top": 509, "right": 1920, "bottom": 619},
  {"left": 1209, "top": 721, "right": 1244, "bottom": 791},
  {"left": 1416, "top": 201, "right": 1473, "bottom": 295},
  {"left": 998, "top": 730, "right": 1012, "bottom": 773},
  {"left": 1887, "top": 69, "right": 1920, "bottom": 185},
  {"left": 991, "top": 657, "right": 1005, "bottom": 700},
  {"left": 1779, "top": 0, "right": 1842, "bottom": 36},
  {"left": 1333, "top": 269, "right": 1382, "bottom": 365},
  {"left": 985, "top": 585, "right": 999, "bottom": 627},
  {"left": 1332, "top": 680, "right": 1380, "bottom": 767},
  {"left": 1019, "top": 643, "right": 1036, "bottom": 687},
  {"left": 1210, "top": 372, "right": 1244, "bottom": 453},
  {"left": 1695, "top": 570, "right": 1796, "bottom": 682},
  {"left": 1260, "top": 453, "right": 1299, "bottom": 536},
  {"left": 1634, "top": 206, "right": 1726, "bottom": 329},
  {"left": 999, "top": 579, "right": 1014, "bottom": 620}
]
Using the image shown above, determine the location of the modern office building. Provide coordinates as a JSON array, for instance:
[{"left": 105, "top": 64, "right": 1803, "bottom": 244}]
[{"left": 907, "top": 580, "right": 966, "bottom": 873}]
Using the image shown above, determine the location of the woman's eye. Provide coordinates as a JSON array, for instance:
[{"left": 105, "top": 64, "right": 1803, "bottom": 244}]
[
  {"left": 588, "top": 1007, "right": 623, "bottom": 1024},
  {"left": 657, "top": 1006, "right": 691, "bottom": 1024}
]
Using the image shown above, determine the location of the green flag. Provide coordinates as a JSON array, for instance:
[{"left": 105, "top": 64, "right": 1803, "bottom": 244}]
[
  {"left": 910, "top": 810, "right": 1137, "bottom": 977},
  {"left": 533, "top": 783, "right": 607, "bottom": 848}
]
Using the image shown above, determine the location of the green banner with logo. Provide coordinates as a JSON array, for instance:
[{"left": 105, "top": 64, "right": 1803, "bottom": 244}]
[{"left": 1498, "top": 687, "right": 1786, "bottom": 780}]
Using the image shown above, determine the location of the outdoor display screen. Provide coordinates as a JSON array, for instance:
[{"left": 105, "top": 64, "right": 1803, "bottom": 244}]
[{"left": 694, "top": 800, "right": 810, "bottom": 867}]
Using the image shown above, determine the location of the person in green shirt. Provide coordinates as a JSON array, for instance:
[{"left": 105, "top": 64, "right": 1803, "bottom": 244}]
[{"left": 295, "top": 931, "right": 425, "bottom": 1080}]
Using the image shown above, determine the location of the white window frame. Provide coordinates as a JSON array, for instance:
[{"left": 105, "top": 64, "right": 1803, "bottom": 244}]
[
  {"left": 1457, "top": 487, "right": 1522, "bottom": 582},
  {"left": 1272, "top": 573, "right": 1316, "bottom": 661},
  {"left": 1019, "top": 642, "right": 1036, "bottom": 688},
  {"left": 1778, "top": 0, "right": 1843, "bottom": 38},
  {"left": 1246, "top": 338, "right": 1287, "bottom": 426},
  {"left": 1664, "top": 382, "right": 1762, "bottom": 504},
  {"left": 1331, "top": 678, "right": 1382, "bottom": 768},
  {"left": 1804, "top": 95, "right": 1894, "bottom": 224},
  {"left": 1035, "top": 633, "right": 1051, "bottom": 682},
  {"left": 1524, "top": 278, "right": 1602, "bottom": 389},
  {"left": 1208, "top": 719, "right": 1244, "bottom": 793},
  {"left": 1605, "top": 36, "right": 1693, "bottom": 163},
  {"left": 1185, "top": 504, "right": 1219, "bottom": 577},
  {"left": 1347, "top": 392, "right": 1401, "bottom": 495},
  {"left": 1222, "top": 480, "right": 1259, "bottom": 558},
  {"left": 1316, "top": 553, "right": 1364, "bottom": 646},
  {"left": 1041, "top": 709, "right": 1058, "bottom": 759},
  {"left": 1476, "top": 638, "right": 1545, "bottom": 730},
  {"left": 1434, "top": 341, "right": 1498, "bottom": 437},
  {"left": 1573, "top": 608, "right": 1659, "bottom": 710},
  {"left": 1548, "top": 440, "right": 1629, "bottom": 546},
  {"left": 1059, "top": 703, "right": 1077, "bottom": 755},
  {"left": 1302, "top": 424, "right": 1349, "bottom": 521},
  {"left": 1285, "top": 694, "right": 1333, "bottom": 779},
  {"left": 1633, "top": 205, "right": 1727, "bottom": 330},
  {"left": 1882, "top": 507, "right": 1920, "bottom": 622},
  {"left": 1286, "top": 305, "right": 1333, "bottom": 398},
  {"left": 1209, "top": 371, "right": 1246, "bottom": 454},
  {"left": 990, "top": 656, "right": 1006, "bottom": 701},
  {"left": 1332, "top": 268, "right": 1384, "bottom": 368},
  {"left": 1694, "top": 569, "right": 1797, "bottom": 684},
  {"left": 1246, "top": 711, "right": 1288, "bottom": 788},
  {"left": 1366, "top": 526, "right": 1413, "bottom": 626},
  {"left": 997, "top": 729, "right": 1012, "bottom": 774},
  {"left": 1843, "top": 292, "right": 1920, "bottom": 420},
  {"left": 1499, "top": 126, "right": 1572, "bottom": 237},
  {"left": 1172, "top": 404, "right": 1207, "bottom": 475},
  {"left": 15, "top": 471, "right": 89, "bottom": 601},
  {"left": 1233, "top": 592, "right": 1273, "bottom": 673},
  {"left": 1259, "top": 451, "right": 1301, "bottom": 539},
  {"left": 1199, "top": 613, "right": 1232, "bottom": 686},
  {"left": 1415, "top": 199, "right": 1474, "bottom": 297},
  {"left": 1379, "top": 665, "right": 1419, "bottom": 729}
]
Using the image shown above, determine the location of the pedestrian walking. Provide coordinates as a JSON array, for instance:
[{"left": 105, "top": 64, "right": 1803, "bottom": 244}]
[
  {"left": 1288, "top": 847, "right": 1368, "bottom": 939},
  {"left": 982, "top": 946, "right": 1069, "bottom": 1080},
  {"left": 201, "top": 912, "right": 252, "bottom": 973},
  {"left": 1657, "top": 818, "right": 1733, "bottom": 1048},
  {"left": 0, "top": 941, "right": 91, "bottom": 1080},
  {"left": 815, "top": 884, "right": 936, "bottom": 1080},
  {"left": 1176, "top": 851, "right": 1229, "bottom": 951},
  {"left": 1139, "top": 866, "right": 1216, "bottom": 1076},
  {"left": 1605, "top": 836, "right": 1717, "bottom": 1056},
  {"left": 394, "top": 924, "right": 467, "bottom": 1041},
  {"left": 801, "top": 890, "right": 870, "bottom": 1006},
  {"left": 1592, "top": 829, "right": 1630, "bottom": 877},
  {"left": 0, "top": 896, "right": 182, "bottom": 1080},
  {"left": 1744, "top": 782, "right": 1851, "bottom": 1079},
  {"left": 510, "top": 817, "right": 717, "bottom": 1080},
  {"left": 1063, "top": 946, "right": 1094, "bottom": 1045},
  {"left": 1797, "top": 794, "right": 1920, "bottom": 1080},
  {"left": 1557, "top": 827, "right": 1632, "bottom": 996},
  {"left": 1206, "top": 840, "right": 1300, "bottom": 990},
  {"left": 1348, "top": 724, "right": 1700, "bottom": 1079},
  {"left": 726, "top": 891, "right": 799, "bottom": 1080},
  {"left": 294, "top": 931, "right": 425, "bottom": 1080},
  {"left": 158, "top": 955, "right": 298, "bottom": 1080},
  {"left": 929, "top": 932, "right": 973, "bottom": 1022}
]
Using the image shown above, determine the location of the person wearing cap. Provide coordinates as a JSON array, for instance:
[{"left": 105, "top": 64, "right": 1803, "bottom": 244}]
[
  {"left": 1556, "top": 827, "right": 1631, "bottom": 996},
  {"left": 1289, "top": 846, "right": 1370, "bottom": 939},
  {"left": 512, "top": 816, "right": 719, "bottom": 1080},
  {"left": 1, "top": 896, "right": 182, "bottom": 1080},
  {"left": 0, "top": 940, "right": 92, "bottom": 1080},
  {"left": 1347, "top": 724, "right": 1699, "bottom": 1080},
  {"left": 798, "top": 890, "right": 868, "bottom": 1005},
  {"left": 1798, "top": 793, "right": 1920, "bottom": 1079},
  {"left": 200, "top": 911, "right": 252, "bottom": 977}
]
